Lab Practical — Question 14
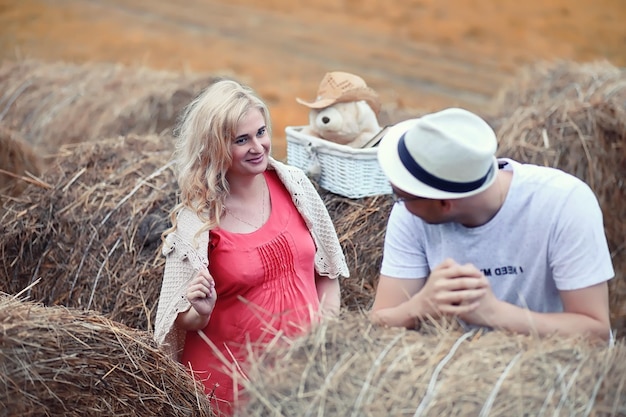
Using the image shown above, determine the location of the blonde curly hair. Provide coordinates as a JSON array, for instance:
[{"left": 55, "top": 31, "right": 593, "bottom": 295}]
[{"left": 164, "top": 78, "right": 272, "bottom": 240}]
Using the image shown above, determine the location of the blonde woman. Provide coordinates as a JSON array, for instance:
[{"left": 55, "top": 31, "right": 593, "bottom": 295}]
[{"left": 154, "top": 79, "right": 348, "bottom": 414}]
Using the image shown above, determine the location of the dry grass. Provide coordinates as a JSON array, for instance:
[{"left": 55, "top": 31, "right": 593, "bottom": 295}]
[
  {"left": 239, "top": 311, "right": 626, "bottom": 416},
  {"left": 0, "top": 294, "right": 213, "bottom": 416},
  {"left": 318, "top": 190, "right": 393, "bottom": 312},
  {"left": 0, "top": 134, "right": 176, "bottom": 331},
  {"left": 0, "top": 59, "right": 219, "bottom": 155},
  {"left": 0, "top": 125, "right": 42, "bottom": 199}
]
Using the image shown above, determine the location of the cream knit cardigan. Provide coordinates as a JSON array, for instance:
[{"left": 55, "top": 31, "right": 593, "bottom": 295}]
[{"left": 154, "top": 158, "right": 349, "bottom": 358}]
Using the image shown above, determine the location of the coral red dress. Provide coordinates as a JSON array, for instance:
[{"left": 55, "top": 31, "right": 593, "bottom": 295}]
[{"left": 180, "top": 170, "right": 320, "bottom": 414}]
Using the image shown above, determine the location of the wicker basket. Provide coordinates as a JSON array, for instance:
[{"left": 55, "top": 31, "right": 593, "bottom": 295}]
[{"left": 285, "top": 126, "right": 392, "bottom": 199}]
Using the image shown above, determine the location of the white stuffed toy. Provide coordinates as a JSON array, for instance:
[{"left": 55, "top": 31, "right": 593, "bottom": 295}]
[
  {"left": 296, "top": 71, "right": 382, "bottom": 148},
  {"left": 301, "top": 100, "right": 381, "bottom": 148}
]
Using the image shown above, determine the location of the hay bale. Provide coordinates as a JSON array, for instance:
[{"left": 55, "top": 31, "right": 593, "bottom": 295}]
[
  {"left": 0, "top": 125, "right": 43, "bottom": 198},
  {"left": 319, "top": 191, "right": 393, "bottom": 311},
  {"left": 492, "top": 60, "right": 626, "bottom": 111},
  {"left": 377, "top": 102, "right": 425, "bottom": 126},
  {"left": 0, "top": 60, "right": 219, "bottom": 154},
  {"left": 0, "top": 294, "right": 213, "bottom": 416},
  {"left": 489, "top": 60, "right": 626, "bottom": 336},
  {"left": 239, "top": 311, "right": 626, "bottom": 416},
  {"left": 0, "top": 134, "right": 176, "bottom": 330}
]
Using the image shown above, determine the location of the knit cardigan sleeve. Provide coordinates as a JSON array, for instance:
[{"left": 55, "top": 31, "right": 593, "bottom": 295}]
[{"left": 154, "top": 208, "right": 209, "bottom": 359}]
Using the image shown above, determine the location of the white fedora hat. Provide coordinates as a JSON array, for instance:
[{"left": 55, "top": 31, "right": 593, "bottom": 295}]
[{"left": 377, "top": 108, "right": 498, "bottom": 199}]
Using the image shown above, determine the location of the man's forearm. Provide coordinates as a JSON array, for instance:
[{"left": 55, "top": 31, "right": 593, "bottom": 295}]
[
  {"left": 370, "top": 293, "right": 433, "bottom": 329},
  {"left": 473, "top": 300, "right": 611, "bottom": 341}
]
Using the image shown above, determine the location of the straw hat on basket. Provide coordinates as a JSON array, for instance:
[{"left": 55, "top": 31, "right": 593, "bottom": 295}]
[{"left": 296, "top": 71, "right": 381, "bottom": 114}]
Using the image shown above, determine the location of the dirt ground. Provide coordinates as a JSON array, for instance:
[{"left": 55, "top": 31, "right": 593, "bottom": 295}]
[{"left": 1, "top": 0, "right": 625, "bottom": 158}]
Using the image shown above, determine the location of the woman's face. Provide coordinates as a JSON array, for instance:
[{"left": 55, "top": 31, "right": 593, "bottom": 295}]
[{"left": 227, "top": 108, "right": 270, "bottom": 178}]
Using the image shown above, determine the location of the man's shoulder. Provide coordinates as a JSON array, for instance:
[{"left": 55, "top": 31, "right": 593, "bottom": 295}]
[
  {"left": 510, "top": 159, "right": 587, "bottom": 192},
  {"left": 507, "top": 160, "right": 600, "bottom": 221}
]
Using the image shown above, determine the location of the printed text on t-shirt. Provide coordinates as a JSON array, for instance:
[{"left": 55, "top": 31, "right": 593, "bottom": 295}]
[{"left": 481, "top": 266, "right": 524, "bottom": 277}]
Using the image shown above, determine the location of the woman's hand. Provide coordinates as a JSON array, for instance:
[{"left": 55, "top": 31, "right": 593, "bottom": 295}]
[
  {"left": 187, "top": 268, "right": 217, "bottom": 317},
  {"left": 175, "top": 268, "right": 217, "bottom": 331}
]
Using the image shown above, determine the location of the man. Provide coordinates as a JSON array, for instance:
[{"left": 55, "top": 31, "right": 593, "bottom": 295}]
[{"left": 370, "top": 107, "right": 614, "bottom": 341}]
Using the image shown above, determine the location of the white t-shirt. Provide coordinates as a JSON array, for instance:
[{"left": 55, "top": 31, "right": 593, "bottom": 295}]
[{"left": 380, "top": 159, "right": 614, "bottom": 314}]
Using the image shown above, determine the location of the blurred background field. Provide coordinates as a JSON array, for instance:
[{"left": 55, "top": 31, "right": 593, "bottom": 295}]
[{"left": 1, "top": 0, "right": 625, "bottom": 159}]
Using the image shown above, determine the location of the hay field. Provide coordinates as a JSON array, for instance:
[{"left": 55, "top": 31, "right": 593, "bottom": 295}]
[{"left": 0, "top": 59, "right": 625, "bottom": 415}]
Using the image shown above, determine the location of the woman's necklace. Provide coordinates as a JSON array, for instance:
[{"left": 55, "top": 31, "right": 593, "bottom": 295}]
[{"left": 226, "top": 181, "right": 267, "bottom": 229}]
